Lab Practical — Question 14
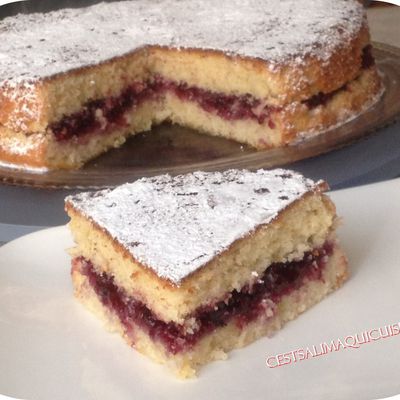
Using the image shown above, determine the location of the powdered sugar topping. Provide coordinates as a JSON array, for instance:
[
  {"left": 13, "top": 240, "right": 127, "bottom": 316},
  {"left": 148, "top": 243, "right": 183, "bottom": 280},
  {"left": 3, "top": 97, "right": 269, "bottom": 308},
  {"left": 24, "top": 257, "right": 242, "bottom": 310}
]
[
  {"left": 0, "top": 0, "right": 364, "bottom": 85},
  {"left": 66, "top": 169, "right": 323, "bottom": 285}
]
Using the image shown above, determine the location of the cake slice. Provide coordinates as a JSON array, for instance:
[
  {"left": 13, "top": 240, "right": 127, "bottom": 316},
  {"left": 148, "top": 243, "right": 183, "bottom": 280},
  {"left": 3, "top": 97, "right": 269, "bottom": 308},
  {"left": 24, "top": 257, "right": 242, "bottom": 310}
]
[{"left": 65, "top": 169, "right": 348, "bottom": 378}]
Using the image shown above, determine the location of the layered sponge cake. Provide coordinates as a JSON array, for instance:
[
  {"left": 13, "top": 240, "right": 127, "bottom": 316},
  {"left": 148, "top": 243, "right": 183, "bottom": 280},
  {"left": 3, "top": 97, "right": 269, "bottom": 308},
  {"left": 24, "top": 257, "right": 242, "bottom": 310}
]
[
  {"left": 0, "top": 0, "right": 382, "bottom": 169},
  {"left": 65, "top": 169, "right": 348, "bottom": 378}
]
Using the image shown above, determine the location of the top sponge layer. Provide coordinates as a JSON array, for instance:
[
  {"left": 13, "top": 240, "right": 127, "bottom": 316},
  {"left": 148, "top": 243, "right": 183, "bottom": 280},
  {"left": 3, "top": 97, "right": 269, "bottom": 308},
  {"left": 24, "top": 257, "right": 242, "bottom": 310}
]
[
  {"left": 0, "top": 0, "right": 364, "bottom": 85},
  {"left": 65, "top": 169, "right": 324, "bottom": 285}
]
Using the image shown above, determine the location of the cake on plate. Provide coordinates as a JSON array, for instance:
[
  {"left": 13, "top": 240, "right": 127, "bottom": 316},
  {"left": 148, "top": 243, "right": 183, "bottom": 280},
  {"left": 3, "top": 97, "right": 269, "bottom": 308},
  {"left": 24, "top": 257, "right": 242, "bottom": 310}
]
[
  {"left": 0, "top": 0, "right": 382, "bottom": 170},
  {"left": 65, "top": 169, "right": 348, "bottom": 378}
]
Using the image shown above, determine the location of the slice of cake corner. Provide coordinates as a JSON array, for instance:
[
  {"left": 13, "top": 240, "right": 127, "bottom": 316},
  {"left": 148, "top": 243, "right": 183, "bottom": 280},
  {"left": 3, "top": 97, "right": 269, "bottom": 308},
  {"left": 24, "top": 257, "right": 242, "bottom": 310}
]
[{"left": 65, "top": 169, "right": 348, "bottom": 378}]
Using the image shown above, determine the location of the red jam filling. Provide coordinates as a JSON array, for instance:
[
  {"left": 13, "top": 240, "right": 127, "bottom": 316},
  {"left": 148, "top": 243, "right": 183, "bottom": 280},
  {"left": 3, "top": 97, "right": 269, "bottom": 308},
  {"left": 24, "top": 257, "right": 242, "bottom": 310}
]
[
  {"left": 50, "top": 81, "right": 162, "bottom": 141},
  {"left": 303, "top": 45, "right": 375, "bottom": 110},
  {"left": 75, "top": 242, "right": 333, "bottom": 355},
  {"left": 361, "top": 45, "right": 375, "bottom": 70},
  {"left": 51, "top": 76, "right": 278, "bottom": 142},
  {"left": 302, "top": 84, "right": 347, "bottom": 109},
  {"left": 164, "top": 79, "right": 278, "bottom": 124}
]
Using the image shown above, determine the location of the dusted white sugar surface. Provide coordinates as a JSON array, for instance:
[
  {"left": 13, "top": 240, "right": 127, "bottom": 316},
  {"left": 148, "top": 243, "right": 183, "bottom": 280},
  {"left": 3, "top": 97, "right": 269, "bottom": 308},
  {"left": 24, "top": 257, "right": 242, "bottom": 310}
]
[
  {"left": 0, "top": 0, "right": 364, "bottom": 85},
  {"left": 67, "top": 169, "right": 322, "bottom": 285}
]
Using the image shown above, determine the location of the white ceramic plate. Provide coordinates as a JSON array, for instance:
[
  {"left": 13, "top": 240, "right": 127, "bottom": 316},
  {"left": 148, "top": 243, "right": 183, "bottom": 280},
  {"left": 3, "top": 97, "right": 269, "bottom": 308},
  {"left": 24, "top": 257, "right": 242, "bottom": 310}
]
[{"left": 1, "top": 179, "right": 400, "bottom": 400}]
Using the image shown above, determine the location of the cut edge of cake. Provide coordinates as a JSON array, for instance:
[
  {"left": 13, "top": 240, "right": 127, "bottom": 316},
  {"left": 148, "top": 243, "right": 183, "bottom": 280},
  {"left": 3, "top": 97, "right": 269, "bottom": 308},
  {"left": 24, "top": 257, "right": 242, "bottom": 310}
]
[
  {"left": 71, "top": 244, "right": 348, "bottom": 378},
  {"left": 1, "top": 65, "right": 383, "bottom": 170},
  {"left": 65, "top": 169, "right": 349, "bottom": 378}
]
